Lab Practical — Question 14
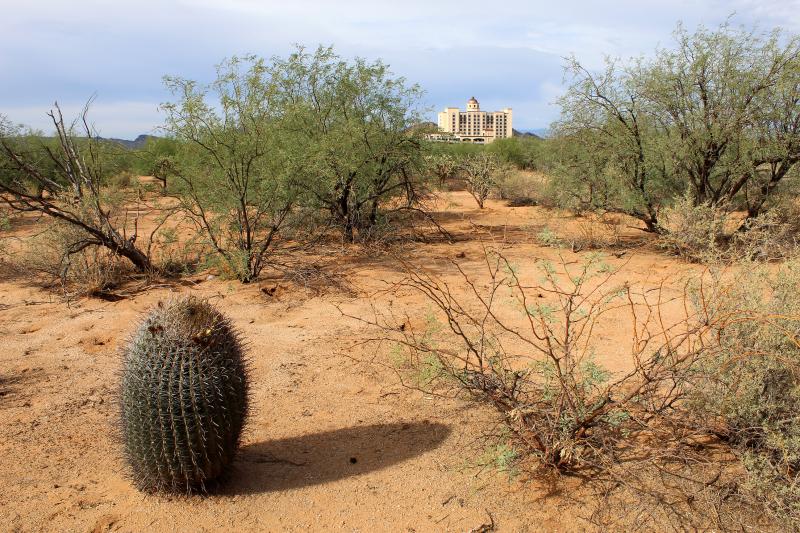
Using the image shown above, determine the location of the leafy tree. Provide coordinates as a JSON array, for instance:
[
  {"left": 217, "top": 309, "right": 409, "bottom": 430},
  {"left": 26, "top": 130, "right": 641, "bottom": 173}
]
[
  {"left": 135, "top": 136, "right": 180, "bottom": 193},
  {"left": 487, "top": 137, "right": 544, "bottom": 170},
  {"left": 640, "top": 23, "right": 800, "bottom": 215},
  {"left": 424, "top": 152, "right": 458, "bottom": 188},
  {"left": 429, "top": 141, "right": 483, "bottom": 159},
  {"left": 460, "top": 152, "right": 505, "bottom": 208},
  {"left": 162, "top": 55, "right": 299, "bottom": 282},
  {"left": 555, "top": 22, "right": 800, "bottom": 231},
  {"left": 545, "top": 130, "right": 617, "bottom": 212},
  {"left": 273, "top": 46, "right": 428, "bottom": 242},
  {"left": 557, "top": 57, "right": 673, "bottom": 231}
]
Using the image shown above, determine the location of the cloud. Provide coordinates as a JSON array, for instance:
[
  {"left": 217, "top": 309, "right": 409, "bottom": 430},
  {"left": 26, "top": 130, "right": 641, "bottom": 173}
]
[
  {"left": 3, "top": 101, "right": 164, "bottom": 138},
  {"left": 2, "top": 0, "right": 797, "bottom": 137}
]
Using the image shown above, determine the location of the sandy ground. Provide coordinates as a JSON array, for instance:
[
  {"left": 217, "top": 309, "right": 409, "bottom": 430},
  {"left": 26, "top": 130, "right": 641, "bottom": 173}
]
[{"left": 0, "top": 191, "right": 700, "bottom": 532}]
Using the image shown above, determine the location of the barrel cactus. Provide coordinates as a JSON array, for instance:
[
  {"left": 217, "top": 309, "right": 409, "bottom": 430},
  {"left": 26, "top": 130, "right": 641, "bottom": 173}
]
[{"left": 120, "top": 296, "right": 249, "bottom": 493}]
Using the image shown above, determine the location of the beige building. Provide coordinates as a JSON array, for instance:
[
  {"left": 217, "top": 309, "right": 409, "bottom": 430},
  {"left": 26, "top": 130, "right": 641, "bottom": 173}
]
[{"left": 434, "top": 97, "right": 512, "bottom": 144}]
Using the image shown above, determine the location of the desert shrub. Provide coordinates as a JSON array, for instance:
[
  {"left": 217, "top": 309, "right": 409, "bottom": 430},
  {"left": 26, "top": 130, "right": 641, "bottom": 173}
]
[
  {"left": 688, "top": 260, "right": 800, "bottom": 527},
  {"left": 425, "top": 153, "right": 458, "bottom": 189},
  {"left": 658, "top": 194, "right": 800, "bottom": 262},
  {"left": 0, "top": 106, "right": 157, "bottom": 273},
  {"left": 730, "top": 204, "right": 800, "bottom": 261},
  {"left": 145, "top": 225, "right": 204, "bottom": 277},
  {"left": 572, "top": 217, "right": 610, "bottom": 251},
  {"left": 350, "top": 244, "right": 800, "bottom": 529},
  {"left": 496, "top": 169, "right": 544, "bottom": 206},
  {"left": 135, "top": 136, "right": 181, "bottom": 193},
  {"left": 534, "top": 215, "right": 624, "bottom": 252},
  {"left": 486, "top": 136, "right": 545, "bottom": 170},
  {"left": 16, "top": 221, "right": 134, "bottom": 298},
  {"left": 108, "top": 170, "right": 135, "bottom": 190},
  {"left": 657, "top": 193, "right": 728, "bottom": 262},
  {"left": 535, "top": 227, "right": 562, "bottom": 247},
  {"left": 0, "top": 214, "right": 13, "bottom": 277},
  {"left": 354, "top": 250, "right": 721, "bottom": 476},
  {"left": 556, "top": 22, "right": 800, "bottom": 231},
  {"left": 459, "top": 153, "right": 507, "bottom": 208},
  {"left": 163, "top": 55, "right": 298, "bottom": 283},
  {"left": 278, "top": 47, "right": 430, "bottom": 244}
]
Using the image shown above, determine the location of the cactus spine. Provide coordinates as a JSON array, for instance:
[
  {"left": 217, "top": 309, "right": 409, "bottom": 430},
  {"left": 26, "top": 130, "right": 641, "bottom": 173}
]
[{"left": 120, "top": 297, "right": 249, "bottom": 493}]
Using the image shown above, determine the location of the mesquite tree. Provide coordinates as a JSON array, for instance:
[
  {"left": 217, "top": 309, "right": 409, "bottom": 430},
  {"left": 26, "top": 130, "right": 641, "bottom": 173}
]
[
  {"left": 136, "top": 136, "right": 180, "bottom": 194},
  {"left": 460, "top": 152, "right": 504, "bottom": 209},
  {"left": 162, "top": 56, "right": 299, "bottom": 282},
  {"left": 556, "top": 22, "right": 800, "bottom": 231},
  {"left": 272, "top": 46, "right": 428, "bottom": 243},
  {"left": 425, "top": 153, "right": 458, "bottom": 188}
]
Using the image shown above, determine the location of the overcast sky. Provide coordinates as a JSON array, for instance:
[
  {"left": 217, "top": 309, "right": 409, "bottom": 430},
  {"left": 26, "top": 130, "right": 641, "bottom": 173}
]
[{"left": 2, "top": 0, "right": 800, "bottom": 138}]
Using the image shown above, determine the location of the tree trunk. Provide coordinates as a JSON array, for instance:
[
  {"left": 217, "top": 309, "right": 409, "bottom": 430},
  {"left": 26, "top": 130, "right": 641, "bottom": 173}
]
[{"left": 111, "top": 237, "right": 157, "bottom": 273}]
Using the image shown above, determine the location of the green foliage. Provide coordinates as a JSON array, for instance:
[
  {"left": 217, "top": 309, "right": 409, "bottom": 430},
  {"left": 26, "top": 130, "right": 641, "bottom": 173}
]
[
  {"left": 481, "top": 441, "right": 521, "bottom": 478},
  {"left": 554, "top": 22, "right": 800, "bottom": 231},
  {"left": 544, "top": 130, "right": 639, "bottom": 214},
  {"left": 656, "top": 193, "right": 728, "bottom": 262},
  {"left": 424, "top": 152, "right": 458, "bottom": 188},
  {"left": 273, "top": 46, "right": 428, "bottom": 242},
  {"left": 486, "top": 137, "right": 545, "bottom": 170},
  {"left": 134, "top": 136, "right": 181, "bottom": 192},
  {"left": 99, "top": 140, "right": 140, "bottom": 178},
  {"left": 163, "top": 46, "right": 428, "bottom": 276},
  {"left": 690, "top": 260, "right": 800, "bottom": 525},
  {"left": 385, "top": 251, "right": 652, "bottom": 472},
  {"left": 416, "top": 353, "right": 446, "bottom": 388},
  {"left": 658, "top": 192, "right": 800, "bottom": 262},
  {"left": 120, "top": 297, "right": 249, "bottom": 493},
  {"left": 459, "top": 152, "right": 507, "bottom": 208},
  {"left": 13, "top": 219, "right": 133, "bottom": 297},
  {"left": 426, "top": 140, "right": 484, "bottom": 159},
  {"left": 163, "top": 55, "right": 299, "bottom": 282},
  {"left": 0, "top": 130, "right": 67, "bottom": 192},
  {"left": 107, "top": 170, "right": 135, "bottom": 190},
  {"left": 495, "top": 169, "right": 545, "bottom": 206},
  {"left": 536, "top": 227, "right": 562, "bottom": 247},
  {"left": 0, "top": 106, "right": 157, "bottom": 273},
  {"left": 426, "top": 136, "right": 548, "bottom": 172}
]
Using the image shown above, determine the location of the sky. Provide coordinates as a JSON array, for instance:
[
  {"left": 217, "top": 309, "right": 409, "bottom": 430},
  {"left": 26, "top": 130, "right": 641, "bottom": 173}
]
[{"left": 2, "top": 0, "right": 800, "bottom": 138}]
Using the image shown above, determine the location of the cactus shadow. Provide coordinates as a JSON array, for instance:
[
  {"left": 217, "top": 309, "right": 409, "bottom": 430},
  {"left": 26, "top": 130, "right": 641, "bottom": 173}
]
[{"left": 226, "top": 421, "right": 451, "bottom": 494}]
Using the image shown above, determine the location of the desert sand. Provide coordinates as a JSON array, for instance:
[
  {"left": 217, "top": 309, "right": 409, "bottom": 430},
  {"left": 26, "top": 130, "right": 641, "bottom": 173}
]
[{"left": 0, "top": 191, "right": 697, "bottom": 532}]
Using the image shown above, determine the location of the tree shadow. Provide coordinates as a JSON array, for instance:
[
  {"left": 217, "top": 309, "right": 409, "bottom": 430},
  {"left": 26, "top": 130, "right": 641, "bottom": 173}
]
[{"left": 224, "top": 421, "right": 450, "bottom": 495}]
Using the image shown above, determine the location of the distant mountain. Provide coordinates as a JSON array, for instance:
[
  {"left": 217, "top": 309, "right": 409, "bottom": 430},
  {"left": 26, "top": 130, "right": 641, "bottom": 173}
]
[
  {"left": 102, "top": 134, "right": 157, "bottom": 150},
  {"left": 516, "top": 128, "right": 550, "bottom": 138},
  {"left": 512, "top": 129, "right": 542, "bottom": 139}
]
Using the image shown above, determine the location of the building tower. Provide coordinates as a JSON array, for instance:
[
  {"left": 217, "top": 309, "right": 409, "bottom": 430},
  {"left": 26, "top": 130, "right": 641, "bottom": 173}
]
[{"left": 434, "top": 97, "right": 513, "bottom": 144}]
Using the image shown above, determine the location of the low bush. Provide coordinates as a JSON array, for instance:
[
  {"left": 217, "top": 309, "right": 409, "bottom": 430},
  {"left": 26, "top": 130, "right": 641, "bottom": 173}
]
[
  {"left": 108, "top": 170, "right": 136, "bottom": 190},
  {"left": 15, "top": 221, "right": 134, "bottom": 298},
  {"left": 731, "top": 204, "right": 800, "bottom": 261},
  {"left": 656, "top": 193, "right": 728, "bottom": 262},
  {"left": 688, "top": 259, "right": 800, "bottom": 527},
  {"left": 352, "top": 244, "right": 800, "bottom": 529},
  {"left": 496, "top": 169, "right": 545, "bottom": 206},
  {"left": 354, "top": 250, "right": 719, "bottom": 474},
  {"left": 459, "top": 153, "right": 506, "bottom": 208},
  {"left": 658, "top": 194, "right": 800, "bottom": 263}
]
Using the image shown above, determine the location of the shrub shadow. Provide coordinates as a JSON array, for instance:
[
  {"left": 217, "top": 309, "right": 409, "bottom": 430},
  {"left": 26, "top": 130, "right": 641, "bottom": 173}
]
[{"left": 225, "top": 421, "right": 450, "bottom": 494}]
